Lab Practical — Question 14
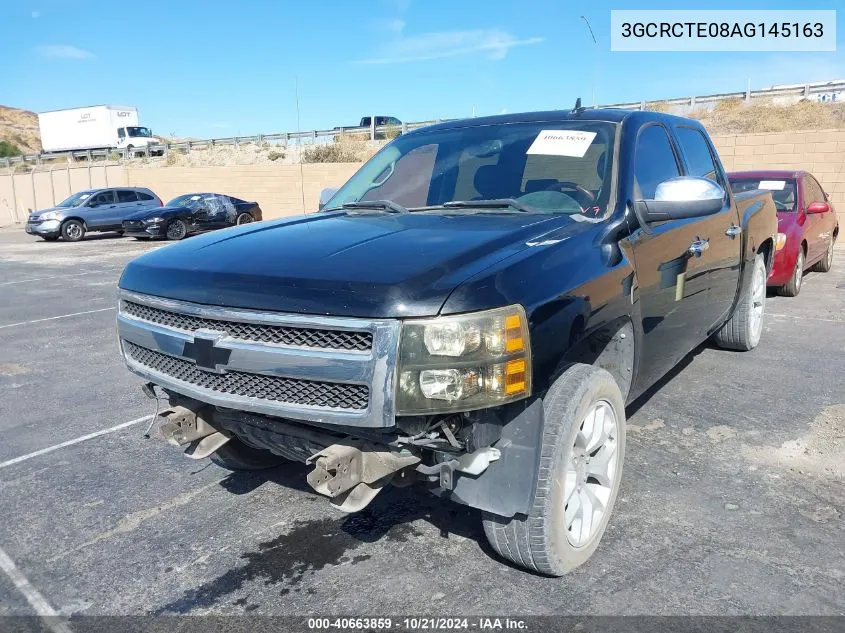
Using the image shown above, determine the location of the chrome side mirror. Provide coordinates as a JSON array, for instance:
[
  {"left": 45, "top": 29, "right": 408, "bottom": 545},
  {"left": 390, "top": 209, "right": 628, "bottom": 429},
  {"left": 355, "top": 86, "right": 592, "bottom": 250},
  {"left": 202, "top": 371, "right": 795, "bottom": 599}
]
[{"left": 636, "top": 176, "right": 725, "bottom": 222}]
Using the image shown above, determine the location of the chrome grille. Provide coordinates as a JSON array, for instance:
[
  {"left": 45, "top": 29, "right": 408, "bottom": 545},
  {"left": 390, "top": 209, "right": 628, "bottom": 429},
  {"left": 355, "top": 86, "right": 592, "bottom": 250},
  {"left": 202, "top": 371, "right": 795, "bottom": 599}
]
[
  {"left": 124, "top": 341, "right": 369, "bottom": 410},
  {"left": 122, "top": 300, "right": 373, "bottom": 351}
]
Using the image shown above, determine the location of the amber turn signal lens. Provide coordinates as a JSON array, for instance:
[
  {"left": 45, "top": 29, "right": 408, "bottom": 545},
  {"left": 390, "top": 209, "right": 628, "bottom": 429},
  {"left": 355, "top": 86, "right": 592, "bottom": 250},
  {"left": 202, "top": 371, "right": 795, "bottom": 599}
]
[
  {"left": 504, "top": 313, "right": 525, "bottom": 352},
  {"left": 504, "top": 359, "right": 527, "bottom": 395}
]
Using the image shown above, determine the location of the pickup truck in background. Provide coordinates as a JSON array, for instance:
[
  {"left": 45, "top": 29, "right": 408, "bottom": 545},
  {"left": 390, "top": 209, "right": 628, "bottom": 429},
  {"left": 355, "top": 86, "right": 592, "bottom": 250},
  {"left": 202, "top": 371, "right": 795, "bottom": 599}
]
[
  {"left": 117, "top": 109, "right": 777, "bottom": 575},
  {"left": 335, "top": 116, "right": 403, "bottom": 139}
]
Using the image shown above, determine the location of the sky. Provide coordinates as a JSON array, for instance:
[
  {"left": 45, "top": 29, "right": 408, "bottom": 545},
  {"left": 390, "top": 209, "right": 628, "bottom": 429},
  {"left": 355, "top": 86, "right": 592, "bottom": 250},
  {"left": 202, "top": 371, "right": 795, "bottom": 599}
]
[{"left": 1, "top": 0, "right": 842, "bottom": 139}]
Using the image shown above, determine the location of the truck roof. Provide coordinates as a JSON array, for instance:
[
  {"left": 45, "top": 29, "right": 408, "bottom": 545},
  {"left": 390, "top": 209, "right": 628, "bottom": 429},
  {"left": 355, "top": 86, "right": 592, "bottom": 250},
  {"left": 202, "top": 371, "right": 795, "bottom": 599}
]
[
  {"left": 38, "top": 105, "right": 138, "bottom": 114},
  {"left": 416, "top": 108, "right": 704, "bottom": 134}
]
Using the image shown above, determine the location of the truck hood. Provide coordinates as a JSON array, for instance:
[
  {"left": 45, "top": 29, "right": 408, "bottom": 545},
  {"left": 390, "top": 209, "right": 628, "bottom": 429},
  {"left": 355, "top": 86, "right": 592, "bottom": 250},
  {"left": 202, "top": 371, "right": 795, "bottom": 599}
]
[{"left": 118, "top": 211, "right": 589, "bottom": 318}]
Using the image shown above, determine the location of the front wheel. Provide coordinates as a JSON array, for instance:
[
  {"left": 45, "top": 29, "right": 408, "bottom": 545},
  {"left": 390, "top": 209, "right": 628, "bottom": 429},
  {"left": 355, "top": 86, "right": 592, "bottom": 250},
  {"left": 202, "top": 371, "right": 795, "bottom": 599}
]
[
  {"left": 211, "top": 438, "right": 287, "bottom": 471},
  {"left": 165, "top": 219, "right": 188, "bottom": 240},
  {"left": 482, "top": 364, "right": 626, "bottom": 576},
  {"left": 60, "top": 219, "right": 85, "bottom": 242},
  {"left": 713, "top": 252, "right": 766, "bottom": 351},
  {"left": 777, "top": 249, "right": 803, "bottom": 297}
]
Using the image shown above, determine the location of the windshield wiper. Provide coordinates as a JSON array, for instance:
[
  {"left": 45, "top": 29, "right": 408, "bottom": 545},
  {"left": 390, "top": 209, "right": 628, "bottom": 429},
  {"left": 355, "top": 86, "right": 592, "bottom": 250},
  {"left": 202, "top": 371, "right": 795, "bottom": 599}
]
[
  {"left": 338, "top": 200, "right": 409, "bottom": 214},
  {"left": 436, "top": 198, "right": 534, "bottom": 213}
]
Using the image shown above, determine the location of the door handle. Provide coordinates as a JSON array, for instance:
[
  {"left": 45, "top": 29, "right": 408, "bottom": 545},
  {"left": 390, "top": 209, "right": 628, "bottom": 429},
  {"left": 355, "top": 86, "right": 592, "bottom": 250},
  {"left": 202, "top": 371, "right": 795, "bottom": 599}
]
[
  {"left": 725, "top": 225, "right": 742, "bottom": 238},
  {"left": 688, "top": 239, "right": 710, "bottom": 258}
]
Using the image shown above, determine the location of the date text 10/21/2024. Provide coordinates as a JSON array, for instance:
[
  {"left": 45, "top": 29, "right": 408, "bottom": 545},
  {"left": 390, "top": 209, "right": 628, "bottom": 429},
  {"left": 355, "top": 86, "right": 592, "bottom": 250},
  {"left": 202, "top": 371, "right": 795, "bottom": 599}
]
[{"left": 306, "top": 617, "right": 529, "bottom": 631}]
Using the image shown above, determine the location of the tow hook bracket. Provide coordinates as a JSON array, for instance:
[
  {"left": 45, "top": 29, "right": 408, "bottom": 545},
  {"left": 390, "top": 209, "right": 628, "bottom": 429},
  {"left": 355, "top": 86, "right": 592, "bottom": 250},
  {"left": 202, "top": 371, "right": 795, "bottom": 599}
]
[
  {"left": 306, "top": 443, "right": 420, "bottom": 513},
  {"left": 158, "top": 406, "right": 216, "bottom": 447}
]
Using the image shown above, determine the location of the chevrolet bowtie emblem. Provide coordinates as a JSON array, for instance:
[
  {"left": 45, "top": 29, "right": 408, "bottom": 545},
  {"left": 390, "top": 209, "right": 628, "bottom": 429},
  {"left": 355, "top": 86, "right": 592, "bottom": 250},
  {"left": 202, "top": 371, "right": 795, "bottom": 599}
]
[{"left": 182, "top": 331, "right": 231, "bottom": 373}]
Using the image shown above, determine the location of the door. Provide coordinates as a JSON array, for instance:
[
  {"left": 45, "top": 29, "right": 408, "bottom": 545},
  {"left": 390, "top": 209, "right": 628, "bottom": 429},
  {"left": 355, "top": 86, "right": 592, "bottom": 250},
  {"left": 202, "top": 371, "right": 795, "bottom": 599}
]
[
  {"left": 628, "top": 124, "right": 715, "bottom": 390},
  {"left": 803, "top": 175, "right": 833, "bottom": 263},
  {"left": 673, "top": 125, "right": 741, "bottom": 326},
  {"left": 82, "top": 190, "right": 118, "bottom": 228},
  {"left": 115, "top": 189, "right": 142, "bottom": 225},
  {"left": 135, "top": 190, "right": 159, "bottom": 210},
  {"left": 201, "top": 195, "right": 234, "bottom": 230}
]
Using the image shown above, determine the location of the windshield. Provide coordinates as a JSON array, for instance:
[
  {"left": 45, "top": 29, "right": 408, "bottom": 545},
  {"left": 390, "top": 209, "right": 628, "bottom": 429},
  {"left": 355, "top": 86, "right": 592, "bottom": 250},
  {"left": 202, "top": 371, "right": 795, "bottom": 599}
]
[
  {"left": 56, "top": 191, "right": 92, "bottom": 208},
  {"left": 165, "top": 194, "right": 203, "bottom": 208},
  {"left": 730, "top": 177, "right": 797, "bottom": 212},
  {"left": 325, "top": 120, "right": 617, "bottom": 218},
  {"left": 126, "top": 127, "right": 152, "bottom": 138}
]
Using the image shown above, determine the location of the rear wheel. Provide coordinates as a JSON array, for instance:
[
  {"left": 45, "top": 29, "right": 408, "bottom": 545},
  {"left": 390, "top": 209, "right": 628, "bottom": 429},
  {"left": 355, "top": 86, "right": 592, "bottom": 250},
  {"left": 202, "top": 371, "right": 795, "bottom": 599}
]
[
  {"left": 810, "top": 238, "right": 834, "bottom": 273},
  {"left": 777, "top": 249, "right": 804, "bottom": 297},
  {"left": 165, "top": 219, "right": 188, "bottom": 240},
  {"left": 235, "top": 212, "right": 254, "bottom": 226},
  {"left": 60, "top": 219, "right": 85, "bottom": 242},
  {"left": 211, "top": 438, "right": 287, "bottom": 471},
  {"left": 714, "top": 253, "right": 766, "bottom": 351},
  {"left": 482, "top": 364, "right": 626, "bottom": 576}
]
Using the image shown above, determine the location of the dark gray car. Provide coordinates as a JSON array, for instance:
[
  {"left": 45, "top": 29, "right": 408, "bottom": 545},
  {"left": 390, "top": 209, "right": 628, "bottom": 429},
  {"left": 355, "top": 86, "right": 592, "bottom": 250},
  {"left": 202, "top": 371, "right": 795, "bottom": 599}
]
[{"left": 25, "top": 187, "right": 162, "bottom": 242}]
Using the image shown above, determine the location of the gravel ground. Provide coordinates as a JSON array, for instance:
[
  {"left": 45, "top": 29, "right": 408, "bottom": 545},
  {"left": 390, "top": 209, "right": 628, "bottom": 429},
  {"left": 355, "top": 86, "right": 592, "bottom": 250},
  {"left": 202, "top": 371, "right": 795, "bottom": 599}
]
[{"left": 0, "top": 226, "right": 843, "bottom": 619}]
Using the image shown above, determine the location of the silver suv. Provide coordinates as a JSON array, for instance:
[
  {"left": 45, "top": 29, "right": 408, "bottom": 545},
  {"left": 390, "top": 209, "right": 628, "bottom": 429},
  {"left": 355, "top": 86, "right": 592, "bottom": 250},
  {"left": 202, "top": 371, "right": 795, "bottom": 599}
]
[{"left": 25, "top": 187, "right": 162, "bottom": 242}]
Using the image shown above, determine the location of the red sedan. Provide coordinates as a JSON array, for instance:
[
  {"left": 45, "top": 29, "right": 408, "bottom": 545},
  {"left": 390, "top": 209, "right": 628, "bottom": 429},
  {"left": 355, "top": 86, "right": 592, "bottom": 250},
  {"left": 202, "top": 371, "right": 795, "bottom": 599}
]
[{"left": 728, "top": 170, "right": 839, "bottom": 296}]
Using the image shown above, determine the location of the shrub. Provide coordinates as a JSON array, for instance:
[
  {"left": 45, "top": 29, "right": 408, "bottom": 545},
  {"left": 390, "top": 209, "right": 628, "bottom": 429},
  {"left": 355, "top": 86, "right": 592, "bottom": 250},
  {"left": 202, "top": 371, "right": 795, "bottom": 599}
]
[
  {"left": 303, "top": 138, "right": 373, "bottom": 163},
  {"left": 0, "top": 140, "right": 22, "bottom": 158},
  {"left": 267, "top": 150, "right": 284, "bottom": 161}
]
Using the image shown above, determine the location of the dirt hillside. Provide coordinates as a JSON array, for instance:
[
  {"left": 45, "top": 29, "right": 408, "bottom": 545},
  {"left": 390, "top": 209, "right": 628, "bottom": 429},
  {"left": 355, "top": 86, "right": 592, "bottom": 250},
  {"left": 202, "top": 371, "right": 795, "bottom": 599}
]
[{"left": 0, "top": 106, "right": 40, "bottom": 154}]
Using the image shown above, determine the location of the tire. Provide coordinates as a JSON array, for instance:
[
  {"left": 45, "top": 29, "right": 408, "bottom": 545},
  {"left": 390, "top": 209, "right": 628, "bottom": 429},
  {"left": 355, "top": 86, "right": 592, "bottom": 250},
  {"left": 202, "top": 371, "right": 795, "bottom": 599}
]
[
  {"left": 810, "top": 238, "right": 835, "bottom": 273},
  {"left": 60, "top": 219, "right": 85, "bottom": 242},
  {"left": 210, "top": 437, "right": 287, "bottom": 471},
  {"left": 41, "top": 235, "right": 59, "bottom": 242},
  {"left": 713, "top": 252, "right": 766, "bottom": 351},
  {"left": 482, "top": 364, "right": 626, "bottom": 576},
  {"left": 777, "top": 249, "right": 803, "bottom": 297},
  {"left": 165, "top": 219, "right": 188, "bottom": 241},
  {"left": 235, "top": 212, "right": 254, "bottom": 226}
]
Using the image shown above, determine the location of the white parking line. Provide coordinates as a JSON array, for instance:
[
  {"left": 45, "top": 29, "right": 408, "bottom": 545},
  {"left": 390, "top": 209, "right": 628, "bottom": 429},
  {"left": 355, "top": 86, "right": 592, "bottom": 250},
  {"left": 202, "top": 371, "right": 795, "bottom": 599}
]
[
  {"left": 0, "top": 270, "right": 117, "bottom": 286},
  {"left": 767, "top": 312, "right": 843, "bottom": 324},
  {"left": 0, "top": 415, "right": 151, "bottom": 470},
  {"left": 0, "top": 307, "right": 116, "bottom": 330},
  {"left": 0, "top": 546, "right": 73, "bottom": 632}
]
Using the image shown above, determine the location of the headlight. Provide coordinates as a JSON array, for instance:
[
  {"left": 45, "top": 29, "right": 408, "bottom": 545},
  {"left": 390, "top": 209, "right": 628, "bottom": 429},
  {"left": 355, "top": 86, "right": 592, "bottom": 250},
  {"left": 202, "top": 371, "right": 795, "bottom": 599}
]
[
  {"left": 40, "top": 211, "right": 61, "bottom": 220},
  {"left": 396, "top": 305, "right": 531, "bottom": 415},
  {"left": 775, "top": 232, "right": 787, "bottom": 251},
  {"left": 146, "top": 217, "right": 165, "bottom": 224}
]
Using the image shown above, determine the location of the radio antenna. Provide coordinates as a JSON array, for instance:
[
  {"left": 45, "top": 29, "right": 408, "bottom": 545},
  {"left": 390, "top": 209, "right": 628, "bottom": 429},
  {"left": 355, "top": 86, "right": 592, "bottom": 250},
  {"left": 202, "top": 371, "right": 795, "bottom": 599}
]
[{"left": 295, "top": 76, "right": 306, "bottom": 213}]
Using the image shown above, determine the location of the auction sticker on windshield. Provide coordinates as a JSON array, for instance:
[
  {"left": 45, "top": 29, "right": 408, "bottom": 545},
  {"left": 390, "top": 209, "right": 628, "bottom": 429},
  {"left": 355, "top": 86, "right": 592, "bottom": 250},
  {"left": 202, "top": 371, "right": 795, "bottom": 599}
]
[{"left": 527, "top": 130, "right": 597, "bottom": 157}]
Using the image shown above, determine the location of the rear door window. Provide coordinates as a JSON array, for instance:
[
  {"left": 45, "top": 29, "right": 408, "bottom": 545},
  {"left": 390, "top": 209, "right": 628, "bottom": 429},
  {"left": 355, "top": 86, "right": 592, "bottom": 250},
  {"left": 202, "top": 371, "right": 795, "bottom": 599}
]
[
  {"left": 803, "top": 175, "right": 826, "bottom": 206},
  {"left": 675, "top": 126, "right": 723, "bottom": 186},
  {"left": 136, "top": 191, "right": 155, "bottom": 201},
  {"left": 117, "top": 190, "right": 138, "bottom": 203}
]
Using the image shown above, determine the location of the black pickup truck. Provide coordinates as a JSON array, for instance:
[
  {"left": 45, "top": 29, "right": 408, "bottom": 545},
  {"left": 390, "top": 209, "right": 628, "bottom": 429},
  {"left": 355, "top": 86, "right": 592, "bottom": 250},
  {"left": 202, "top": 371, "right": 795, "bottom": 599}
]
[{"left": 117, "top": 109, "right": 776, "bottom": 576}]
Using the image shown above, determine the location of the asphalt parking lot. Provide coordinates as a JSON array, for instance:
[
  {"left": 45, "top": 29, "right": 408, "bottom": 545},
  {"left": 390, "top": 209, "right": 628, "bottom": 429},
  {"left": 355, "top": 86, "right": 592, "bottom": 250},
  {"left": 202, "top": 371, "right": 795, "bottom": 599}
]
[{"left": 0, "top": 225, "right": 843, "bottom": 617}]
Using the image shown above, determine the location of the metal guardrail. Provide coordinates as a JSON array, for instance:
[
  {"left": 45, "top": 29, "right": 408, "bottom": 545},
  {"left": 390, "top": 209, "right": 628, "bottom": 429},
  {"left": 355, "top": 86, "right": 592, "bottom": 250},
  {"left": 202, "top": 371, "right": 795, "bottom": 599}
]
[
  {"left": 599, "top": 79, "right": 844, "bottom": 111},
  {"left": 2, "top": 79, "right": 843, "bottom": 168}
]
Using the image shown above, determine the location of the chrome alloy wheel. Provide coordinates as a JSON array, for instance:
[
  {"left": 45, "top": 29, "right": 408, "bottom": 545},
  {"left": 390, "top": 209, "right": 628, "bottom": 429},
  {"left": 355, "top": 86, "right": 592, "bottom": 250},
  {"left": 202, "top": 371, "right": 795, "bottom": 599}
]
[
  {"left": 65, "top": 223, "right": 82, "bottom": 239},
  {"left": 563, "top": 400, "right": 620, "bottom": 548},
  {"left": 750, "top": 256, "right": 766, "bottom": 340}
]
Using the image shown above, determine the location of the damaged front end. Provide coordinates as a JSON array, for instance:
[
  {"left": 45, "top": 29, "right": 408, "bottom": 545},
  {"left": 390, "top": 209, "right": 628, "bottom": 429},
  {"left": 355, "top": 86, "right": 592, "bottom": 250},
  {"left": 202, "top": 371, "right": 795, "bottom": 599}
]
[{"left": 120, "top": 291, "right": 542, "bottom": 518}]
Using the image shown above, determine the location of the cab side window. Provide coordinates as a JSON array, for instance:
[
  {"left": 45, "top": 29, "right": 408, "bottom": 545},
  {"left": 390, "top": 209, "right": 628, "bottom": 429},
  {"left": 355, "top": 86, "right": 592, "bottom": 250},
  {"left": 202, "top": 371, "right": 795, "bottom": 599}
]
[
  {"left": 675, "top": 126, "right": 724, "bottom": 187},
  {"left": 634, "top": 125, "right": 680, "bottom": 199}
]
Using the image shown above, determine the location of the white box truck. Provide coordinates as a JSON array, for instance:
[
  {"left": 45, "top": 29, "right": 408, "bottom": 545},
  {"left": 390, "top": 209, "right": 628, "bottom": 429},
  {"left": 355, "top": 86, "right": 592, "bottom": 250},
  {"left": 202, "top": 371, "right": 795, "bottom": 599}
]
[{"left": 38, "top": 105, "right": 161, "bottom": 154}]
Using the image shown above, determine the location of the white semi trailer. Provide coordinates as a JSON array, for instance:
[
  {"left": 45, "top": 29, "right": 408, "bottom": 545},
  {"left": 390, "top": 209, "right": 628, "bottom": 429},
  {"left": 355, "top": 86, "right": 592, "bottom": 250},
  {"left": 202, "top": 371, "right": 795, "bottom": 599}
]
[{"left": 38, "top": 105, "right": 161, "bottom": 154}]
